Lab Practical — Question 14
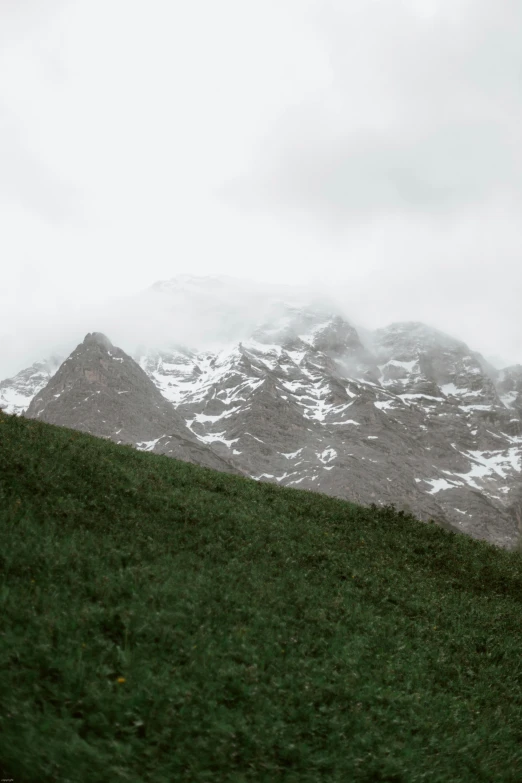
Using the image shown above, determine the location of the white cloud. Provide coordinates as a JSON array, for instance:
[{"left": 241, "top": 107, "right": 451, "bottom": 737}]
[{"left": 0, "top": 0, "right": 521, "bottom": 378}]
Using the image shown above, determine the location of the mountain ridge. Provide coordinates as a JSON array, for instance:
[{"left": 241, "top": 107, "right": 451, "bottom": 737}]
[
  {"left": 24, "top": 331, "right": 248, "bottom": 478},
  {"left": 3, "top": 276, "right": 522, "bottom": 551}
]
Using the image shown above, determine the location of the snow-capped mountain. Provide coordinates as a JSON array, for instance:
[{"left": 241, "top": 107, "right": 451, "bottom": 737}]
[
  {"left": 135, "top": 307, "right": 522, "bottom": 551},
  {"left": 24, "top": 332, "right": 246, "bottom": 478},
  {"left": 3, "top": 275, "right": 521, "bottom": 551},
  {"left": 0, "top": 355, "right": 63, "bottom": 416}
]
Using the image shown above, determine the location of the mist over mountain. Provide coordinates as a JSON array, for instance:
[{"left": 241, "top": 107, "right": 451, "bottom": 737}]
[
  {"left": 24, "top": 331, "right": 247, "bottom": 478},
  {"left": 2, "top": 273, "right": 521, "bottom": 384},
  {"left": 3, "top": 274, "right": 521, "bottom": 553}
]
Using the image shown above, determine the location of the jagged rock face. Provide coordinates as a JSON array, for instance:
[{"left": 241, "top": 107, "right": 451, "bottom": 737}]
[
  {"left": 5, "top": 285, "right": 522, "bottom": 552},
  {"left": 0, "top": 356, "right": 63, "bottom": 415},
  {"left": 24, "top": 333, "right": 246, "bottom": 478},
  {"left": 371, "top": 322, "right": 518, "bottom": 443},
  {"left": 371, "top": 322, "right": 497, "bottom": 396},
  {"left": 496, "top": 365, "right": 522, "bottom": 417},
  {"left": 253, "top": 305, "right": 380, "bottom": 383},
  {"left": 132, "top": 313, "right": 521, "bottom": 551}
]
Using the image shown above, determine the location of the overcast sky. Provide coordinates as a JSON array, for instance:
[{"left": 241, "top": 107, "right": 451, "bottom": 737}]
[{"left": 1, "top": 0, "right": 522, "bottom": 378}]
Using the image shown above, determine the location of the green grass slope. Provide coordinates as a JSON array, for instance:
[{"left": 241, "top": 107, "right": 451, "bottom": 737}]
[{"left": 1, "top": 411, "right": 521, "bottom": 783}]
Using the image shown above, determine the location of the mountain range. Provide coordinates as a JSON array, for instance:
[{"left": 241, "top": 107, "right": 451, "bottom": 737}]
[{"left": 2, "top": 274, "right": 521, "bottom": 551}]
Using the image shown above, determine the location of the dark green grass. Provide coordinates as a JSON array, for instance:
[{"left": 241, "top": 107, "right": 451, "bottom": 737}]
[{"left": 1, "top": 411, "right": 521, "bottom": 782}]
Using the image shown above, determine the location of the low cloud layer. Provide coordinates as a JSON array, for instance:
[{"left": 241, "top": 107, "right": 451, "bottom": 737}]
[
  {"left": 221, "top": 0, "right": 522, "bottom": 221},
  {"left": 0, "top": 0, "right": 520, "bottom": 378},
  {"left": 0, "top": 274, "right": 517, "bottom": 381}
]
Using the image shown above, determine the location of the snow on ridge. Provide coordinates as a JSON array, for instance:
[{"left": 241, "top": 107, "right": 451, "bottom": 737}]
[
  {"left": 424, "top": 444, "right": 521, "bottom": 495},
  {"left": 458, "top": 404, "right": 493, "bottom": 412},
  {"left": 0, "top": 388, "right": 35, "bottom": 414},
  {"left": 380, "top": 359, "right": 419, "bottom": 372},
  {"left": 317, "top": 447, "right": 337, "bottom": 464},
  {"left": 297, "top": 319, "right": 336, "bottom": 346},
  {"left": 242, "top": 339, "right": 283, "bottom": 358},
  {"left": 136, "top": 437, "right": 163, "bottom": 451},
  {"left": 441, "top": 383, "right": 463, "bottom": 396},
  {"left": 374, "top": 399, "right": 396, "bottom": 411},
  {"left": 282, "top": 448, "right": 304, "bottom": 459},
  {"left": 186, "top": 404, "right": 243, "bottom": 427},
  {"left": 187, "top": 427, "right": 240, "bottom": 448},
  {"left": 425, "top": 477, "right": 463, "bottom": 494},
  {"left": 399, "top": 393, "right": 444, "bottom": 403},
  {"left": 500, "top": 391, "right": 518, "bottom": 408}
]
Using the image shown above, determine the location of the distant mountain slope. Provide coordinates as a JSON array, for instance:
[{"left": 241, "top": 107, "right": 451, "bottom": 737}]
[
  {"left": 496, "top": 365, "right": 522, "bottom": 417},
  {"left": 24, "top": 332, "right": 247, "bottom": 478},
  {"left": 4, "top": 275, "right": 522, "bottom": 551},
  {"left": 0, "top": 355, "right": 63, "bottom": 416},
  {"left": 135, "top": 295, "right": 522, "bottom": 551}
]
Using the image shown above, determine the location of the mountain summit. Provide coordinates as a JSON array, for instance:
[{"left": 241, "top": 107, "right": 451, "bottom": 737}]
[
  {"left": 24, "top": 332, "right": 247, "bottom": 477},
  {"left": 4, "top": 276, "right": 522, "bottom": 551},
  {"left": 135, "top": 303, "right": 522, "bottom": 551},
  {"left": 0, "top": 355, "right": 63, "bottom": 416}
]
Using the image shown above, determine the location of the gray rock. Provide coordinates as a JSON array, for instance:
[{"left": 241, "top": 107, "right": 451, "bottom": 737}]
[
  {"left": 24, "top": 333, "right": 247, "bottom": 477},
  {"left": 0, "top": 355, "right": 63, "bottom": 415},
  {"left": 5, "top": 284, "right": 522, "bottom": 553},
  {"left": 135, "top": 314, "right": 521, "bottom": 552}
]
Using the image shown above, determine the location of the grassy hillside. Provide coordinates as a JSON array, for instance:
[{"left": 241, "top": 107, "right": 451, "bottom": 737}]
[{"left": 1, "top": 411, "right": 521, "bottom": 782}]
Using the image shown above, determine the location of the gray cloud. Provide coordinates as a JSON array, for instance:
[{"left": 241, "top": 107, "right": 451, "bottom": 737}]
[
  {"left": 0, "top": 0, "right": 66, "bottom": 42},
  {"left": 0, "top": 1, "right": 84, "bottom": 224},
  {"left": 1, "top": 270, "right": 520, "bottom": 383},
  {"left": 221, "top": 124, "right": 520, "bottom": 221},
  {"left": 0, "top": 1, "right": 521, "bottom": 381},
  {"left": 219, "top": 0, "right": 522, "bottom": 224},
  {"left": 0, "top": 113, "right": 84, "bottom": 223}
]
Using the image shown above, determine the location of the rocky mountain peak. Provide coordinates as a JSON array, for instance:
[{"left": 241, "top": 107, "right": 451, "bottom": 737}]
[
  {"left": 3, "top": 287, "right": 522, "bottom": 553},
  {"left": 496, "top": 365, "right": 522, "bottom": 415},
  {"left": 0, "top": 355, "right": 64, "bottom": 416},
  {"left": 24, "top": 332, "right": 247, "bottom": 478},
  {"left": 83, "top": 332, "right": 114, "bottom": 350},
  {"left": 371, "top": 321, "right": 470, "bottom": 359}
]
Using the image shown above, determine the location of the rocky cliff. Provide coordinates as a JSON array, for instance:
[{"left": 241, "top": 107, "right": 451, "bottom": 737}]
[
  {"left": 4, "top": 277, "right": 521, "bottom": 552},
  {"left": 24, "top": 332, "right": 247, "bottom": 478}
]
